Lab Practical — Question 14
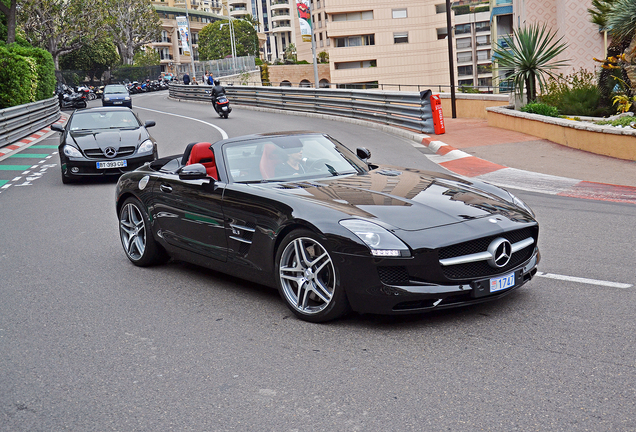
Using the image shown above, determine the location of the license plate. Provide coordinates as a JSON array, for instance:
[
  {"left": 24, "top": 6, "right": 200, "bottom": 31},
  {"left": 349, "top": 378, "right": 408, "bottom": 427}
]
[
  {"left": 97, "top": 160, "right": 127, "bottom": 169},
  {"left": 114, "top": 101, "right": 122, "bottom": 105},
  {"left": 490, "top": 272, "right": 515, "bottom": 293}
]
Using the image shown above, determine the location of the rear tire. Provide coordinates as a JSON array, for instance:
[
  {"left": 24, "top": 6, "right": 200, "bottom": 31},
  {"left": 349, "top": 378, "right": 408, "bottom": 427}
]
[
  {"left": 118, "top": 197, "right": 169, "bottom": 267},
  {"left": 275, "top": 229, "right": 350, "bottom": 322}
]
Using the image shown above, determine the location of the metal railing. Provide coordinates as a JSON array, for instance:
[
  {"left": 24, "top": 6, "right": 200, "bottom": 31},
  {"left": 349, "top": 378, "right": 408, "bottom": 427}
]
[
  {"left": 0, "top": 97, "right": 60, "bottom": 148},
  {"left": 169, "top": 84, "right": 436, "bottom": 133}
]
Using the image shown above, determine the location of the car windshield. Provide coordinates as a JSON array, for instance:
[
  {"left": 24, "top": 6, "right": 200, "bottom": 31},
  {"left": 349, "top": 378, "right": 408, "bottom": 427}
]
[
  {"left": 223, "top": 134, "right": 368, "bottom": 183},
  {"left": 104, "top": 85, "right": 128, "bottom": 95},
  {"left": 69, "top": 111, "right": 140, "bottom": 131}
]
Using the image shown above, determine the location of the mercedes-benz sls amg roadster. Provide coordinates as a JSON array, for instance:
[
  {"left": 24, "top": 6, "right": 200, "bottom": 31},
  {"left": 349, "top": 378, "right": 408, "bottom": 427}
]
[{"left": 115, "top": 132, "right": 540, "bottom": 322}]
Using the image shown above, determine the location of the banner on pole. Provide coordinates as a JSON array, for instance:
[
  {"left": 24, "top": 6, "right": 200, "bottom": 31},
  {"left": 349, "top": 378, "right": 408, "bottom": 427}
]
[
  {"left": 295, "top": 0, "right": 312, "bottom": 42},
  {"left": 176, "top": 16, "right": 191, "bottom": 56}
]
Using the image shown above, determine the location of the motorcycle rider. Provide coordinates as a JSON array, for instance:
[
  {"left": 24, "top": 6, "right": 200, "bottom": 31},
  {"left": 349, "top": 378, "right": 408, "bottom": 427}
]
[{"left": 211, "top": 79, "right": 226, "bottom": 112}]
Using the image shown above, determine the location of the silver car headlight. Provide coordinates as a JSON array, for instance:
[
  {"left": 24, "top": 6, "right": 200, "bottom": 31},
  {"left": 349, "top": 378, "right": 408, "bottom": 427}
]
[
  {"left": 103, "top": 97, "right": 110, "bottom": 102},
  {"left": 339, "top": 219, "right": 410, "bottom": 257},
  {"left": 509, "top": 192, "right": 535, "bottom": 217},
  {"left": 125, "top": 96, "right": 131, "bottom": 100},
  {"left": 137, "top": 139, "right": 154, "bottom": 154},
  {"left": 63, "top": 145, "right": 82, "bottom": 158}
]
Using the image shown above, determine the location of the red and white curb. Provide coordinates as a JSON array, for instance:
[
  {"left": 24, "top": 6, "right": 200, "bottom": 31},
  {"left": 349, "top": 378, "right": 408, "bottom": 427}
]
[
  {"left": 0, "top": 115, "right": 67, "bottom": 162},
  {"left": 414, "top": 136, "right": 636, "bottom": 205}
]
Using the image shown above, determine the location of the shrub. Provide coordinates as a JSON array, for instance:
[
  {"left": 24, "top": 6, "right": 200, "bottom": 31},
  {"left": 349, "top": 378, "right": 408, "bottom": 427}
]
[
  {"left": 521, "top": 102, "right": 560, "bottom": 117},
  {"left": 539, "top": 69, "right": 610, "bottom": 116},
  {"left": 0, "top": 44, "right": 37, "bottom": 108},
  {"left": 8, "top": 44, "right": 56, "bottom": 101},
  {"left": 595, "top": 116, "right": 636, "bottom": 127}
]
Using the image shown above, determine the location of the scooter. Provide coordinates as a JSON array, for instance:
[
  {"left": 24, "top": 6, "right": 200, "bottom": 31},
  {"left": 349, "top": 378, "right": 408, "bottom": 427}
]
[{"left": 213, "top": 95, "right": 232, "bottom": 118}]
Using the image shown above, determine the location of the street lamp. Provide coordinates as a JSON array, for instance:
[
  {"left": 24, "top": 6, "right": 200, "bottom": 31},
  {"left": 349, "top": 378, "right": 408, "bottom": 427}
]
[
  {"left": 184, "top": 0, "right": 197, "bottom": 80},
  {"left": 220, "top": 0, "right": 237, "bottom": 71}
]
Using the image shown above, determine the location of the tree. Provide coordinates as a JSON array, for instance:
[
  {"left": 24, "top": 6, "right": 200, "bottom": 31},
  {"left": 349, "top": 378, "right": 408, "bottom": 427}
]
[
  {"left": 133, "top": 47, "right": 159, "bottom": 67},
  {"left": 103, "top": 0, "right": 161, "bottom": 65},
  {"left": 588, "top": 0, "right": 620, "bottom": 29},
  {"left": 60, "top": 37, "right": 120, "bottom": 82},
  {"left": 0, "top": 0, "right": 17, "bottom": 44},
  {"left": 19, "top": 0, "right": 106, "bottom": 69},
  {"left": 284, "top": 43, "right": 296, "bottom": 63},
  {"left": 198, "top": 19, "right": 258, "bottom": 61},
  {"left": 606, "top": 0, "right": 636, "bottom": 46},
  {"left": 493, "top": 23, "right": 569, "bottom": 103}
]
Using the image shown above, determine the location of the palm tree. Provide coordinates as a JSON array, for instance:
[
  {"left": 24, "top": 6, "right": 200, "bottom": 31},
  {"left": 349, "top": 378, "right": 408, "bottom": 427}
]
[
  {"left": 588, "top": 0, "right": 620, "bottom": 29},
  {"left": 606, "top": 0, "right": 636, "bottom": 45},
  {"left": 493, "top": 23, "right": 569, "bottom": 102}
]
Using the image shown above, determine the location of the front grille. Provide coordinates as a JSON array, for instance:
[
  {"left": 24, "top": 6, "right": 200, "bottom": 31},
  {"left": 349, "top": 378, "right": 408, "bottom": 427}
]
[
  {"left": 439, "top": 227, "right": 536, "bottom": 280},
  {"left": 83, "top": 146, "right": 136, "bottom": 159},
  {"left": 378, "top": 266, "right": 409, "bottom": 284}
]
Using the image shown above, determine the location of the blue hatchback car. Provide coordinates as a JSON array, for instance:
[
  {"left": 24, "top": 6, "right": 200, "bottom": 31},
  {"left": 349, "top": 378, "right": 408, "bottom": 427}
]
[{"left": 102, "top": 84, "right": 132, "bottom": 108}]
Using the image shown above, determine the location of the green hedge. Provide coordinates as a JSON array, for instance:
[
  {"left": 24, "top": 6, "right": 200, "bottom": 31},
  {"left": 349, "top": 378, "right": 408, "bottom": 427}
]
[{"left": 0, "top": 43, "right": 56, "bottom": 109}]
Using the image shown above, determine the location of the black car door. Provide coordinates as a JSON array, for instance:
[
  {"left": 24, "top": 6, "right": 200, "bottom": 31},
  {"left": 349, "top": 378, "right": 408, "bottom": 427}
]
[{"left": 152, "top": 174, "right": 228, "bottom": 262}]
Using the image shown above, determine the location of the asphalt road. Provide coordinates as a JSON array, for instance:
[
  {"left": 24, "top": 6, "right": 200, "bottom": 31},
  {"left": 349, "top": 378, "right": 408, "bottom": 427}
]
[{"left": 1, "top": 91, "right": 635, "bottom": 431}]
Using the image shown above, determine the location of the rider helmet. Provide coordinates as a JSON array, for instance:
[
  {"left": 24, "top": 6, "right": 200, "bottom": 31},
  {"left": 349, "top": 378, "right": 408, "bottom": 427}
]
[{"left": 214, "top": 79, "right": 220, "bottom": 86}]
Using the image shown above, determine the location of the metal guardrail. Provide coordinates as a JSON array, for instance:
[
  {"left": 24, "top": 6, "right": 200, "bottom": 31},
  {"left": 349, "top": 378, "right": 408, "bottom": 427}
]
[
  {"left": 169, "top": 84, "right": 436, "bottom": 133},
  {"left": 0, "top": 97, "right": 61, "bottom": 148}
]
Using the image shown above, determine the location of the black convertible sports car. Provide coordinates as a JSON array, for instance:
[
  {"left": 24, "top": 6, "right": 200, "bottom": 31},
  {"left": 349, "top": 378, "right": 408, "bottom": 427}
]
[
  {"left": 51, "top": 107, "right": 158, "bottom": 184},
  {"left": 115, "top": 132, "right": 540, "bottom": 322}
]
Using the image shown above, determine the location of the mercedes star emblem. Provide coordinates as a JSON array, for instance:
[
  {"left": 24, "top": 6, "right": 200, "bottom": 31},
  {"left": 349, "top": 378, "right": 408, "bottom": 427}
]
[
  {"left": 487, "top": 237, "right": 512, "bottom": 268},
  {"left": 104, "top": 147, "right": 117, "bottom": 158}
]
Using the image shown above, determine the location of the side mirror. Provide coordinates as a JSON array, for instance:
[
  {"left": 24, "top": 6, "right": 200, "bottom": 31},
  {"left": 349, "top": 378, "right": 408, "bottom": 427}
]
[
  {"left": 356, "top": 147, "right": 371, "bottom": 161},
  {"left": 51, "top": 124, "right": 64, "bottom": 133},
  {"left": 144, "top": 120, "right": 156, "bottom": 128},
  {"left": 179, "top": 163, "right": 210, "bottom": 181}
]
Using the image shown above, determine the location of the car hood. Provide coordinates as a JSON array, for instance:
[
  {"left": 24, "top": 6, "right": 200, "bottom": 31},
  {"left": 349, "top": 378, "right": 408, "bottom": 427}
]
[
  {"left": 261, "top": 167, "right": 531, "bottom": 230},
  {"left": 69, "top": 129, "right": 148, "bottom": 151}
]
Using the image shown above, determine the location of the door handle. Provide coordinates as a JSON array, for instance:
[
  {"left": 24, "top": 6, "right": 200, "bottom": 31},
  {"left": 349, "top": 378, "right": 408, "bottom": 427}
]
[{"left": 160, "top": 184, "right": 173, "bottom": 193}]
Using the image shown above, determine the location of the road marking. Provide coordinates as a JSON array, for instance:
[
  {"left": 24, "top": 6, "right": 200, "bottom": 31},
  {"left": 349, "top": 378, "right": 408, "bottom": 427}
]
[
  {"left": 0, "top": 165, "right": 32, "bottom": 171},
  {"left": 8, "top": 153, "right": 51, "bottom": 158},
  {"left": 536, "top": 272, "right": 633, "bottom": 288},
  {"left": 135, "top": 106, "right": 228, "bottom": 139}
]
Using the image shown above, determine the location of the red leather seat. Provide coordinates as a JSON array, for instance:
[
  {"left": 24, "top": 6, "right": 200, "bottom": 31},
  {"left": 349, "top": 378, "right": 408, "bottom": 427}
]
[
  {"left": 259, "top": 143, "right": 284, "bottom": 179},
  {"left": 186, "top": 142, "right": 218, "bottom": 179}
]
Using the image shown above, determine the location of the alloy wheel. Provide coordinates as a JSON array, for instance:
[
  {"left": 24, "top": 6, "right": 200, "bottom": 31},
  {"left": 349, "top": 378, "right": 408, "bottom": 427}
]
[
  {"left": 119, "top": 202, "right": 146, "bottom": 261},
  {"left": 279, "top": 237, "right": 335, "bottom": 315}
]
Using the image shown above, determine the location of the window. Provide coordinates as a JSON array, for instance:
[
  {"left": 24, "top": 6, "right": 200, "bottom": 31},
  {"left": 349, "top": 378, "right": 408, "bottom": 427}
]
[
  {"left": 478, "top": 64, "right": 492, "bottom": 74},
  {"left": 393, "top": 32, "right": 408, "bottom": 44},
  {"left": 479, "top": 77, "right": 493, "bottom": 87},
  {"left": 475, "top": 21, "right": 490, "bottom": 32},
  {"left": 476, "top": 35, "right": 490, "bottom": 46},
  {"left": 458, "top": 79, "right": 474, "bottom": 87},
  {"left": 456, "top": 38, "right": 471, "bottom": 49},
  {"left": 435, "top": 3, "right": 446, "bottom": 13},
  {"left": 477, "top": 50, "right": 491, "bottom": 61},
  {"left": 455, "top": 23, "right": 471, "bottom": 35},
  {"left": 334, "top": 34, "right": 374, "bottom": 47},
  {"left": 335, "top": 60, "right": 376, "bottom": 70},
  {"left": 457, "top": 52, "right": 472, "bottom": 62},
  {"left": 458, "top": 65, "right": 473, "bottom": 76},
  {"left": 437, "top": 27, "right": 448, "bottom": 40},
  {"left": 392, "top": 8, "right": 407, "bottom": 19},
  {"left": 332, "top": 11, "right": 373, "bottom": 21}
]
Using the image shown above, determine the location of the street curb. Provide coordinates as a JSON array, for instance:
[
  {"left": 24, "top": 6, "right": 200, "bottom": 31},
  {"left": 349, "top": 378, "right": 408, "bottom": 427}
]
[{"left": 418, "top": 136, "right": 636, "bottom": 205}]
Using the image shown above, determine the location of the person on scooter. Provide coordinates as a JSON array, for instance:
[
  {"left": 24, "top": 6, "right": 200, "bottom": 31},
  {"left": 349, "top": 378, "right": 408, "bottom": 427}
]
[{"left": 211, "top": 79, "right": 226, "bottom": 112}]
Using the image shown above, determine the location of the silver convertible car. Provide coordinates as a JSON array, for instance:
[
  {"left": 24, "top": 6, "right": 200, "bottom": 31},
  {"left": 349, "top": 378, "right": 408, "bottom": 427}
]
[{"left": 115, "top": 132, "right": 540, "bottom": 322}]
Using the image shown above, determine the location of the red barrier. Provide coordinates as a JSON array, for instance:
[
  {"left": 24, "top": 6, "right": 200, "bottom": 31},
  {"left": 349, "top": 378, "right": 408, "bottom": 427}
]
[{"left": 430, "top": 94, "right": 445, "bottom": 134}]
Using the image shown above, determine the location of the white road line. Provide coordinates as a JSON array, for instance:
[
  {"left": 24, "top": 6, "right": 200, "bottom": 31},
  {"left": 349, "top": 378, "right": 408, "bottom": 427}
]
[
  {"left": 135, "top": 106, "right": 228, "bottom": 139},
  {"left": 537, "top": 272, "right": 633, "bottom": 289}
]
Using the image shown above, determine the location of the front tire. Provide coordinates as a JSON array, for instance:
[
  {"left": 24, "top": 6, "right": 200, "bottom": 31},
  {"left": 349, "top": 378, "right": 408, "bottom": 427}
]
[
  {"left": 118, "top": 197, "right": 168, "bottom": 266},
  {"left": 275, "top": 230, "right": 350, "bottom": 322}
]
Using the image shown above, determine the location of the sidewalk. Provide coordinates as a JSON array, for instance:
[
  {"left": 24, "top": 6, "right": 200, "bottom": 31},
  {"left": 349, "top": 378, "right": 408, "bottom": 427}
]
[{"left": 418, "top": 118, "right": 636, "bottom": 205}]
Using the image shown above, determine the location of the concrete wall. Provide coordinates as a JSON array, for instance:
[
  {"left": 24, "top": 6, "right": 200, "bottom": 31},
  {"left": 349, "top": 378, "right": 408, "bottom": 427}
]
[
  {"left": 266, "top": 64, "right": 331, "bottom": 86},
  {"left": 439, "top": 93, "right": 510, "bottom": 119},
  {"left": 487, "top": 106, "right": 636, "bottom": 161}
]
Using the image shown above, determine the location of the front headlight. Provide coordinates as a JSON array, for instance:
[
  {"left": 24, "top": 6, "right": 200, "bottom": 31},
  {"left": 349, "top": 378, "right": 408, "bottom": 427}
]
[
  {"left": 103, "top": 97, "right": 110, "bottom": 102},
  {"left": 509, "top": 192, "right": 535, "bottom": 217},
  {"left": 339, "top": 219, "right": 410, "bottom": 257},
  {"left": 125, "top": 96, "right": 130, "bottom": 100},
  {"left": 63, "top": 145, "right": 82, "bottom": 158},
  {"left": 137, "top": 139, "right": 154, "bottom": 154}
]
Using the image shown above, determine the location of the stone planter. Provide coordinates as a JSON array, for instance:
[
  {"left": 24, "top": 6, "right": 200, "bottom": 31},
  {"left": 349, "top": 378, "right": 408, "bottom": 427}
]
[{"left": 486, "top": 105, "right": 636, "bottom": 161}]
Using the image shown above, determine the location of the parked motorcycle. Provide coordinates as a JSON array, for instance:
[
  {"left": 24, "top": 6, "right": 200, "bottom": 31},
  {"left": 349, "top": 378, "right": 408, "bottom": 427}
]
[
  {"left": 213, "top": 95, "right": 231, "bottom": 118},
  {"left": 56, "top": 85, "right": 87, "bottom": 109}
]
